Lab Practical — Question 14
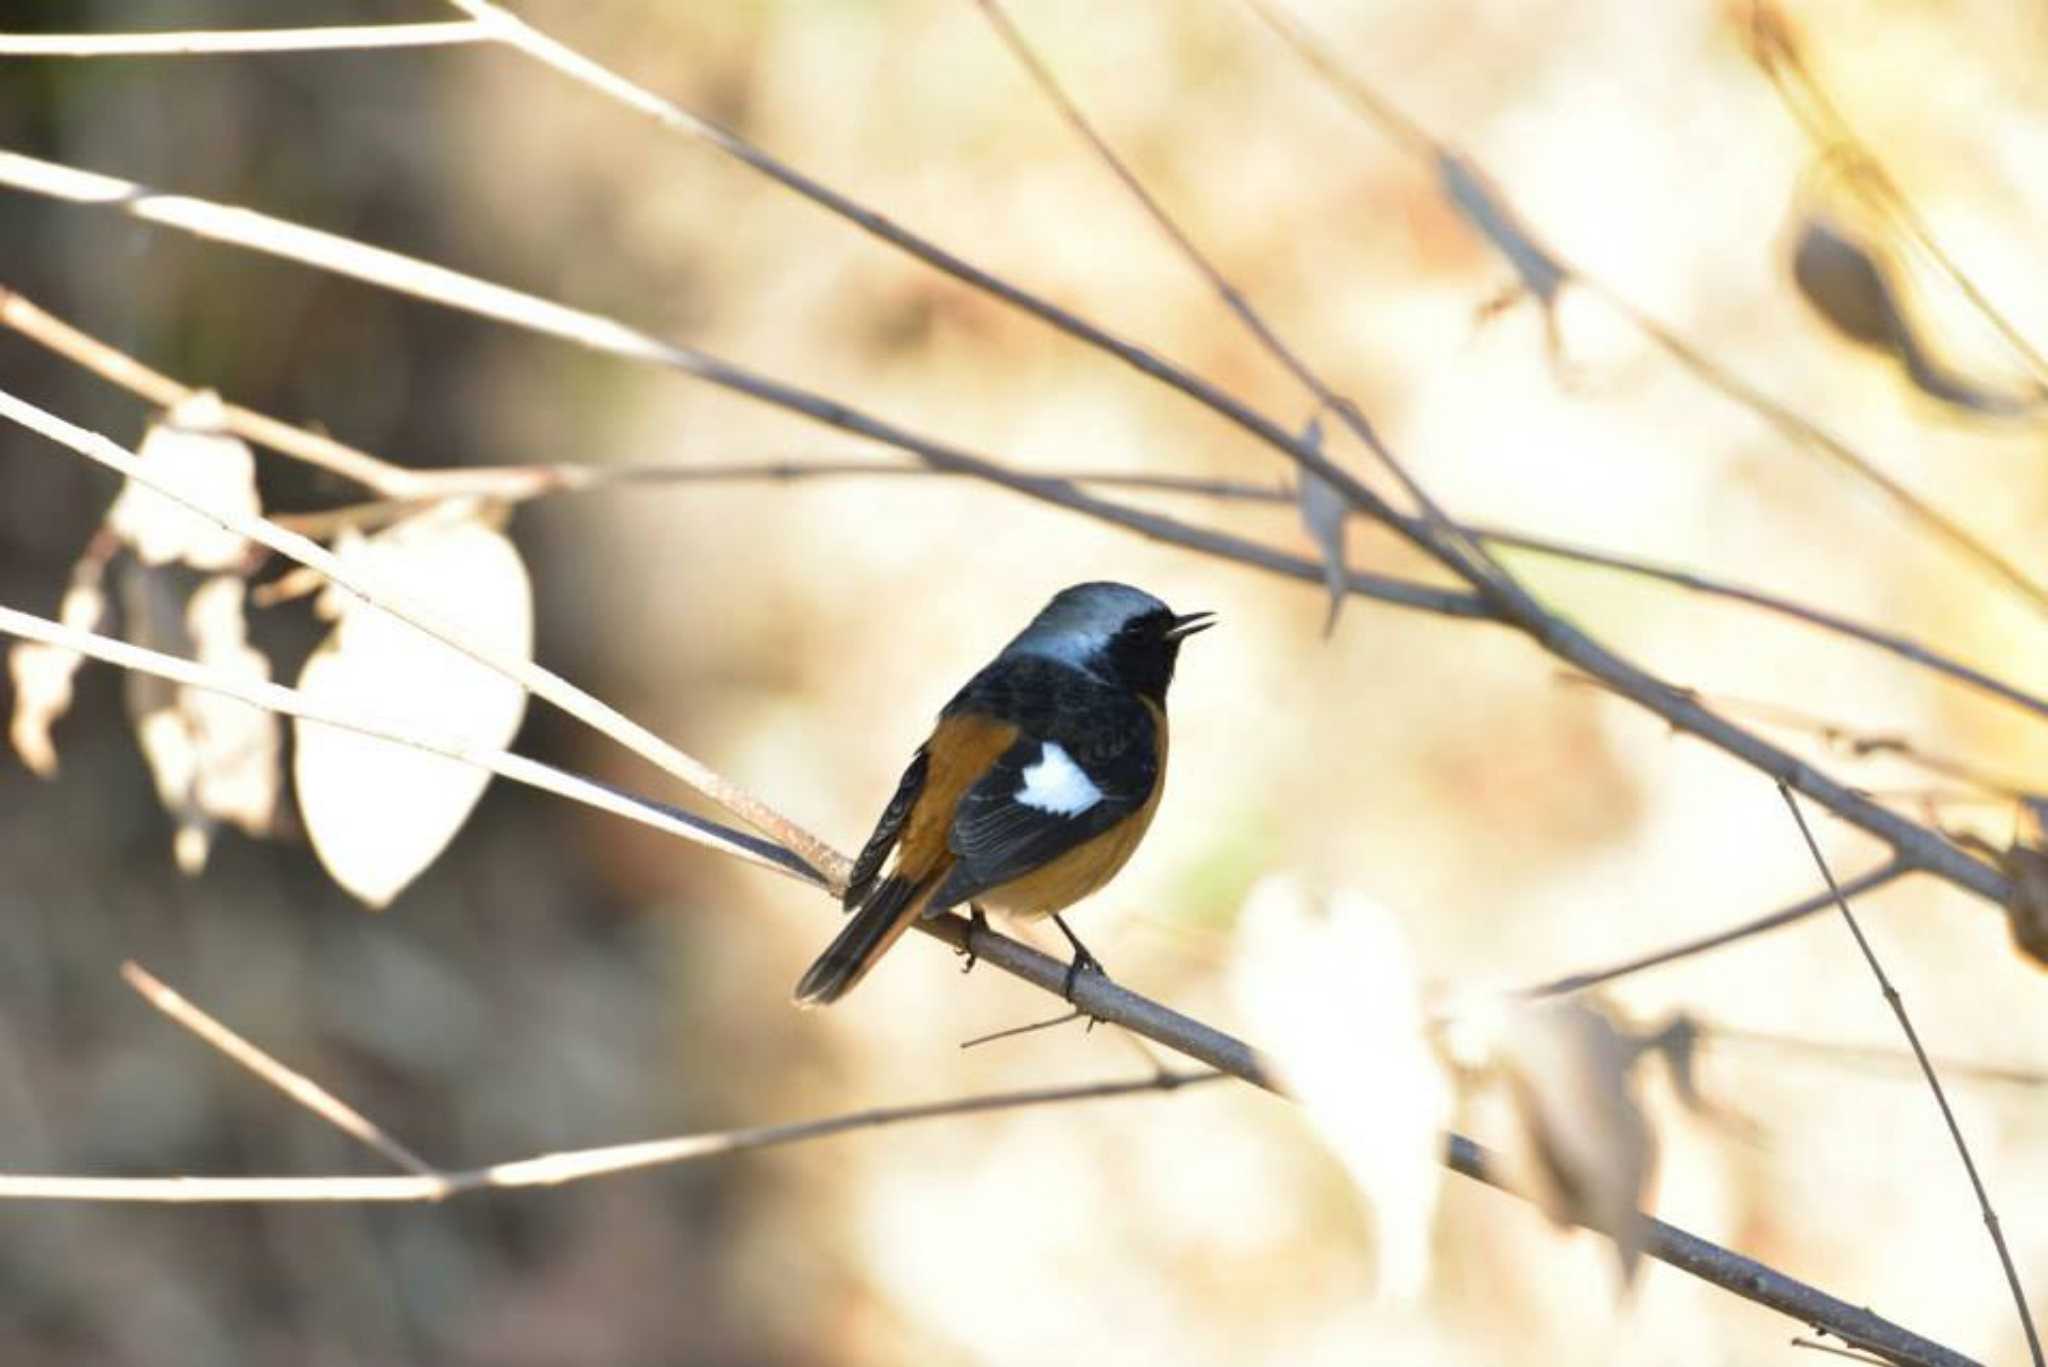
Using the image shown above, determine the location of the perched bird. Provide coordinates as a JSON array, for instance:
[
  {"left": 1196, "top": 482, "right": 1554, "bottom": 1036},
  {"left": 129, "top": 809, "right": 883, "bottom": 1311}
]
[{"left": 795, "top": 581, "right": 1213, "bottom": 1006}]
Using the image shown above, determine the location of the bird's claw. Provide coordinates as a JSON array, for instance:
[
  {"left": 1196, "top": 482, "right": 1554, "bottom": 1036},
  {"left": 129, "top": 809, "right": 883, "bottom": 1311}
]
[
  {"left": 1060, "top": 947, "right": 1106, "bottom": 1004},
  {"left": 958, "top": 905, "right": 991, "bottom": 976}
]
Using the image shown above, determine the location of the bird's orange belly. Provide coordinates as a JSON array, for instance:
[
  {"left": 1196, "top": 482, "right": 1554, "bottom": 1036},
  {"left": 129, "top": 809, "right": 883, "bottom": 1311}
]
[{"left": 976, "top": 798, "right": 1160, "bottom": 918}]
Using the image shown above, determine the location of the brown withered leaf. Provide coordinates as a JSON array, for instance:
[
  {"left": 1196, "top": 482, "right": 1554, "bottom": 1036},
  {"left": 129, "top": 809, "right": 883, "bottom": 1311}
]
[
  {"left": 1437, "top": 150, "right": 1568, "bottom": 309},
  {"left": 7, "top": 547, "right": 111, "bottom": 776},
  {"left": 1634, "top": 1013, "right": 1705, "bottom": 1115},
  {"left": 2000, "top": 798, "right": 2048, "bottom": 969},
  {"left": 1791, "top": 216, "right": 1898, "bottom": 351},
  {"left": 294, "top": 505, "right": 532, "bottom": 909},
  {"left": 122, "top": 570, "right": 282, "bottom": 874},
  {"left": 1437, "top": 149, "right": 1575, "bottom": 370},
  {"left": 1792, "top": 215, "right": 2044, "bottom": 416},
  {"left": 105, "top": 391, "right": 262, "bottom": 570},
  {"left": 1440, "top": 995, "right": 1656, "bottom": 1287}
]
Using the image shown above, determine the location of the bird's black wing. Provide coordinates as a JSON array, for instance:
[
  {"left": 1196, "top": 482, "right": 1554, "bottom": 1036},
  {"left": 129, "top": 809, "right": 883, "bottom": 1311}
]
[
  {"left": 931, "top": 658, "right": 1159, "bottom": 909},
  {"left": 843, "top": 745, "right": 928, "bottom": 911}
]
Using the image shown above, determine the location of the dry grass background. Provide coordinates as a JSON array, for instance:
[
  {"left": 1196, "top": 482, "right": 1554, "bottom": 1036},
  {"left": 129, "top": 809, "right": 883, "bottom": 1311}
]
[{"left": 3, "top": 0, "right": 2048, "bottom": 1362}]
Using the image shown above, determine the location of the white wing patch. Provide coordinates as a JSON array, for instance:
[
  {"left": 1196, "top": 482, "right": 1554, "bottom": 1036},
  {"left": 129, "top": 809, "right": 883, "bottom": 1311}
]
[{"left": 1016, "top": 741, "right": 1104, "bottom": 816}]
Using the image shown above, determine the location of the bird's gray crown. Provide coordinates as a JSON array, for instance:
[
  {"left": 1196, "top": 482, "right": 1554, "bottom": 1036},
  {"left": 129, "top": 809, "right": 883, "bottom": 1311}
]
[{"left": 1000, "top": 581, "right": 1169, "bottom": 670}]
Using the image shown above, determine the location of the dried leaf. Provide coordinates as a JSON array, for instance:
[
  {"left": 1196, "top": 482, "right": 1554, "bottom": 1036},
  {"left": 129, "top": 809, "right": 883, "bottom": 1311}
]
[
  {"left": 1437, "top": 151, "right": 1568, "bottom": 307},
  {"left": 105, "top": 391, "right": 262, "bottom": 570},
  {"left": 1791, "top": 216, "right": 1899, "bottom": 351},
  {"left": 1436, "top": 151, "right": 1579, "bottom": 377},
  {"left": 1293, "top": 417, "right": 1350, "bottom": 637},
  {"left": 1441, "top": 995, "right": 1656, "bottom": 1286},
  {"left": 1634, "top": 1014, "right": 1705, "bottom": 1114},
  {"left": 7, "top": 559, "right": 109, "bottom": 776},
  {"left": 183, "top": 576, "right": 283, "bottom": 836},
  {"left": 2000, "top": 798, "right": 2048, "bottom": 969},
  {"left": 1792, "top": 216, "right": 2043, "bottom": 416},
  {"left": 294, "top": 507, "right": 532, "bottom": 908},
  {"left": 1231, "top": 875, "right": 1450, "bottom": 1300},
  {"left": 121, "top": 570, "right": 283, "bottom": 874}
]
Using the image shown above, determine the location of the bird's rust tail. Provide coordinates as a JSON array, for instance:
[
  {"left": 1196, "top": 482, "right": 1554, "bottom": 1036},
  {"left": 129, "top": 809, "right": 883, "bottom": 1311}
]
[{"left": 793, "top": 868, "right": 945, "bottom": 1007}]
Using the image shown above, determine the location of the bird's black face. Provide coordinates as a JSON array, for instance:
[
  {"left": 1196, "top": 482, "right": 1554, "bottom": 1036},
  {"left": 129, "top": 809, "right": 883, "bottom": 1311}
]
[{"left": 1099, "top": 606, "right": 1216, "bottom": 706}]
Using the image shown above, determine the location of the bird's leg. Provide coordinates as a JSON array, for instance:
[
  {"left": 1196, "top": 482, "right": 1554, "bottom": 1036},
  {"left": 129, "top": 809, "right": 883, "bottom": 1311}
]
[
  {"left": 1052, "top": 914, "right": 1107, "bottom": 1003},
  {"left": 958, "top": 903, "right": 991, "bottom": 974}
]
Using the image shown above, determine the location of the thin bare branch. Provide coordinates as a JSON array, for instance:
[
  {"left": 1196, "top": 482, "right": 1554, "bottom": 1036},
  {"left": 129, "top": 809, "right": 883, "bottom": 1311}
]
[
  {"left": 1780, "top": 784, "right": 2042, "bottom": 1367},
  {"left": 1747, "top": 2, "right": 2048, "bottom": 389},
  {"left": 10, "top": 271, "right": 2034, "bottom": 727},
  {"left": 0, "top": 21, "right": 2010, "bottom": 1358},
  {"left": 313, "top": 453, "right": 2048, "bottom": 728},
  {"left": 0, "top": 1070, "right": 1222, "bottom": 1203},
  {"left": 1236, "top": 0, "right": 1433, "bottom": 155},
  {"left": 1473, "top": 523, "right": 2048, "bottom": 723},
  {"left": 0, "top": 600, "right": 1978, "bottom": 1363},
  {"left": 0, "top": 287, "right": 423, "bottom": 496},
  {"left": 362, "top": 8, "right": 2017, "bottom": 912},
  {"left": 440, "top": 0, "right": 1424, "bottom": 542},
  {"left": 0, "top": 146, "right": 2008, "bottom": 909},
  {"left": 0, "top": 158, "right": 1482, "bottom": 627},
  {"left": 921, "top": 912, "right": 1974, "bottom": 1366},
  {"left": 0, "top": 601, "right": 820, "bottom": 885},
  {"left": 1795, "top": 1337, "right": 1901, "bottom": 1367},
  {"left": 121, "top": 961, "right": 435, "bottom": 1175},
  {"left": 340, "top": 457, "right": 2048, "bottom": 727},
  {"left": 458, "top": 0, "right": 1988, "bottom": 739},
  {"left": 949, "top": 7, "right": 2022, "bottom": 904},
  {"left": 1560, "top": 674, "right": 2045, "bottom": 807},
  {"left": 1529, "top": 861, "right": 1911, "bottom": 996},
  {"left": 445, "top": 0, "right": 1565, "bottom": 680},
  {"left": 1711, "top": 1025, "right": 2048, "bottom": 1092},
  {"left": 1676, "top": 690, "right": 2041, "bottom": 799},
  {"left": 1600, "top": 296, "right": 2048, "bottom": 619},
  {"left": 11, "top": 275, "right": 2036, "bottom": 724},
  {"left": 0, "top": 283, "right": 1466, "bottom": 613},
  {"left": 1237, "top": 0, "right": 2048, "bottom": 619},
  {"left": 1438, "top": 1133, "right": 1976, "bottom": 1367},
  {"left": 23, "top": 917, "right": 2003, "bottom": 1365},
  {"left": 0, "top": 21, "right": 488, "bottom": 57},
  {"left": 960, "top": 1008, "right": 1088, "bottom": 1050},
  {"left": 970, "top": 0, "right": 1518, "bottom": 608}
]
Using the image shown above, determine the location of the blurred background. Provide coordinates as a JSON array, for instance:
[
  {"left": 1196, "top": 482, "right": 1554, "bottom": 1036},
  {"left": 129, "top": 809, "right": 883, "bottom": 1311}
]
[{"left": 3, "top": 0, "right": 2048, "bottom": 1362}]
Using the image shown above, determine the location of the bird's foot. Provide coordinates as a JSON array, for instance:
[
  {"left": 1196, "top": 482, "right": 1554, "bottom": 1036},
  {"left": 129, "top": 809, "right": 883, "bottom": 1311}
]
[
  {"left": 1052, "top": 914, "right": 1108, "bottom": 1009},
  {"left": 958, "top": 904, "right": 990, "bottom": 975}
]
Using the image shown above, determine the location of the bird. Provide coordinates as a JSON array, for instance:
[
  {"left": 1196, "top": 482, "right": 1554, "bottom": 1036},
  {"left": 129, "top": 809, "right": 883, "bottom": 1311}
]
[{"left": 794, "top": 581, "right": 1214, "bottom": 1007}]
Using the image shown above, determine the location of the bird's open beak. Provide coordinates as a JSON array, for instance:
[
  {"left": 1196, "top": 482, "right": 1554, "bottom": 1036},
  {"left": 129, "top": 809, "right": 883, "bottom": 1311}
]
[{"left": 1165, "top": 611, "right": 1217, "bottom": 641}]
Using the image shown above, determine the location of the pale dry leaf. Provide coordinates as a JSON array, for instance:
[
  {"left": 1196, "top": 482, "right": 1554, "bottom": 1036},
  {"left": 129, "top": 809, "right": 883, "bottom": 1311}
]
[
  {"left": 122, "top": 571, "right": 282, "bottom": 874},
  {"left": 7, "top": 567, "right": 109, "bottom": 776},
  {"left": 105, "top": 391, "right": 263, "bottom": 570},
  {"left": 294, "top": 505, "right": 533, "bottom": 908},
  {"left": 182, "top": 575, "right": 283, "bottom": 837},
  {"left": 1230, "top": 874, "right": 1450, "bottom": 1301},
  {"left": 1293, "top": 417, "right": 1350, "bottom": 638},
  {"left": 1441, "top": 994, "right": 1655, "bottom": 1287}
]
